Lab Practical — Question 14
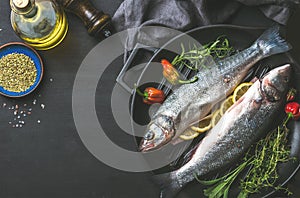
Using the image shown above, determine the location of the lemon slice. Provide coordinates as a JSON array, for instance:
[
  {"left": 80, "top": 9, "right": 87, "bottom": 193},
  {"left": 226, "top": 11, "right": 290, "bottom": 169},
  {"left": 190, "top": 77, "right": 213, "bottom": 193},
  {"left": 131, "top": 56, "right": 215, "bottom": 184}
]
[
  {"left": 232, "top": 82, "right": 253, "bottom": 103},
  {"left": 179, "top": 128, "right": 200, "bottom": 140},
  {"left": 191, "top": 114, "right": 213, "bottom": 133},
  {"left": 179, "top": 82, "right": 253, "bottom": 141},
  {"left": 211, "top": 109, "right": 222, "bottom": 127},
  {"left": 220, "top": 95, "right": 234, "bottom": 116}
]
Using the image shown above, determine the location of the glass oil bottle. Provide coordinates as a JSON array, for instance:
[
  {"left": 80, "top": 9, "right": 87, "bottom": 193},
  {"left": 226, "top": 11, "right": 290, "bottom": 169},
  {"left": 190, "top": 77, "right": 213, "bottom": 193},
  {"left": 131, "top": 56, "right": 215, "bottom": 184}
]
[{"left": 10, "top": 0, "right": 68, "bottom": 50}]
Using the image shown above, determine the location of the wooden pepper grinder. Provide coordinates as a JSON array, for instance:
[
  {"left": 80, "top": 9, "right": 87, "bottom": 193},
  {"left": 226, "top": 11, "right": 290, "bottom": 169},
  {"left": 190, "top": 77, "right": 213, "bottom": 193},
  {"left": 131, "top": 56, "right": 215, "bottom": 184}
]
[{"left": 58, "top": 0, "right": 113, "bottom": 39}]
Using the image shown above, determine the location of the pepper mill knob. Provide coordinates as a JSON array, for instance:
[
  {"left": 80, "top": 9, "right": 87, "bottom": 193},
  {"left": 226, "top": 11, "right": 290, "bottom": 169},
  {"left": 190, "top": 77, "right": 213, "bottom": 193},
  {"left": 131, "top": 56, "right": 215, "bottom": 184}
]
[{"left": 59, "top": 0, "right": 113, "bottom": 38}]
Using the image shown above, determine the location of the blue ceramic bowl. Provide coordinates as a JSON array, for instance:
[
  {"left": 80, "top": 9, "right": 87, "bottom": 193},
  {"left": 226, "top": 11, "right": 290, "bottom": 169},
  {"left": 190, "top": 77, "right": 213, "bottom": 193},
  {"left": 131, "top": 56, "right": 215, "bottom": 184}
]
[{"left": 0, "top": 42, "right": 43, "bottom": 97}]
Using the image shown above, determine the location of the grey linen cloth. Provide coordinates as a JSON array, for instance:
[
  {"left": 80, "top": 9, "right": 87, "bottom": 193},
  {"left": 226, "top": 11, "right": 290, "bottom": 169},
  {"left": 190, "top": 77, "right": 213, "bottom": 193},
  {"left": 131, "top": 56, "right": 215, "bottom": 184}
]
[{"left": 112, "top": 0, "right": 299, "bottom": 53}]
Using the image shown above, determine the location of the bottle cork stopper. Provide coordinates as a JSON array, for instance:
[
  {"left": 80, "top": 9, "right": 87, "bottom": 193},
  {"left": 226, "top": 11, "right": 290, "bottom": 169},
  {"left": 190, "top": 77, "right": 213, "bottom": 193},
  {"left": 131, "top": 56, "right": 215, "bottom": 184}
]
[{"left": 12, "top": 0, "right": 29, "bottom": 8}]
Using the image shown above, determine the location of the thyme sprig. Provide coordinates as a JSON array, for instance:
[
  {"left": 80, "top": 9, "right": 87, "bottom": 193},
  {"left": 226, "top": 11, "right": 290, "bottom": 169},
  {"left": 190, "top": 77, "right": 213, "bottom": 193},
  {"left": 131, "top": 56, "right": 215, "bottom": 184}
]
[
  {"left": 238, "top": 125, "right": 293, "bottom": 198},
  {"left": 171, "top": 36, "right": 235, "bottom": 70}
]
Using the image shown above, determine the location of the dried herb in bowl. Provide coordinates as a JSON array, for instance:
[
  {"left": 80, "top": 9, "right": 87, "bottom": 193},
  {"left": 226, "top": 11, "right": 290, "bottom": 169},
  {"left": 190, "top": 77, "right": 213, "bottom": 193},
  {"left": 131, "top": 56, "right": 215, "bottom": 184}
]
[{"left": 0, "top": 52, "right": 37, "bottom": 93}]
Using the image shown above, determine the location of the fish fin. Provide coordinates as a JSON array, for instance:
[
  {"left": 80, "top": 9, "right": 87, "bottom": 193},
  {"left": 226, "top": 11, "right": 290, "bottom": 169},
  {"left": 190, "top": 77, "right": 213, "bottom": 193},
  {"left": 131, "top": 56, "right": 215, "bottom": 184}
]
[
  {"left": 255, "top": 25, "right": 291, "bottom": 57},
  {"left": 169, "top": 141, "right": 199, "bottom": 168},
  {"left": 179, "top": 142, "right": 199, "bottom": 165},
  {"left": 171, "top": 138, "right": 185, "bottom": 145},
  {"left": 250, "top": 77, "right": 259, "bottom": 83},
  {"left": 152, "top": 171, "right": 182, "bottom": 198}
]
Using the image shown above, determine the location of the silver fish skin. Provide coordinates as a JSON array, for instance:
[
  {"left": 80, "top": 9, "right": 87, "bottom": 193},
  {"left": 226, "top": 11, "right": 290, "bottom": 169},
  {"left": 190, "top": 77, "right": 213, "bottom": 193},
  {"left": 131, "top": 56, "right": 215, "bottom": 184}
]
[
  {"left": 237, "top": 0, "right": 299, "bottom": 6},
  {"left": 154, "top": 64, "right": 291, "bottom": 198},
  {"left": 139, "top": 26, "right": 291, "bottom": 152}
]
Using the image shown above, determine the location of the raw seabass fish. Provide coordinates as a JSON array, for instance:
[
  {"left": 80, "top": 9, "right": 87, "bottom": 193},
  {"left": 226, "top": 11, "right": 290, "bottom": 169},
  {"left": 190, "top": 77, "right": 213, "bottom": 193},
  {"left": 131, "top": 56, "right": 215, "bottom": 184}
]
[
  {"left": 139, "top": 26, "right": 291, "bottom": 152},
  {"left": 155, "top": 64, "right": 291, "bottom": 198}
]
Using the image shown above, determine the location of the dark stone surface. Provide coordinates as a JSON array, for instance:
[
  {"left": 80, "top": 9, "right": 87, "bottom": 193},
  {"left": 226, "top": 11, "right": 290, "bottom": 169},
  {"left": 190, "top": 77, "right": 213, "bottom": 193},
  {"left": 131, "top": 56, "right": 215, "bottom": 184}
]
[{"left": 0, "top": 1, "right": 300, "bottom": 198}]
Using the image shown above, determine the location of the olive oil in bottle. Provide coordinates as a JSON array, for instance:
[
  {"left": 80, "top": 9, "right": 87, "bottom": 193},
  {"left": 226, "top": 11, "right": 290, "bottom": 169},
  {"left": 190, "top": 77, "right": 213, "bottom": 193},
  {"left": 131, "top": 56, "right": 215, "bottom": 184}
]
[{"left": 10, "top": 0, "right": 68, "bottom": 50}]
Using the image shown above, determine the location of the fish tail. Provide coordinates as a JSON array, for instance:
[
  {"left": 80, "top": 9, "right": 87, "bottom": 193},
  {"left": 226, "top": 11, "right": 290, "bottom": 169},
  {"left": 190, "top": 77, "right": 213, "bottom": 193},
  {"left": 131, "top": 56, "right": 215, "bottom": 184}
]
[
  {"left": 152, "top": 171, "right": 183, "bottom": 198},
  {"left": 254, "top": 25, "right": 291, "bottom": 57}
]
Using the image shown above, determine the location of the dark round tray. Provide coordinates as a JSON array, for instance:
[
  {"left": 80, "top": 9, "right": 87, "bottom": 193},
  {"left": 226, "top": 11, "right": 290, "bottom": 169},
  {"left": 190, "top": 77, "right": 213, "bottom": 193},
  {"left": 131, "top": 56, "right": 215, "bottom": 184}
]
[{"left": 130, "top": 25, "right": 300, "bottom": 198}]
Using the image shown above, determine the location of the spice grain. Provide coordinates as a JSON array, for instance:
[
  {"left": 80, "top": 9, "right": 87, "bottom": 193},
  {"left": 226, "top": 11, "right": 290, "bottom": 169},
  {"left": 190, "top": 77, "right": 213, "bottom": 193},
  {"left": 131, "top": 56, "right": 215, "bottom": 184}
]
[{"left": 0, "top": 53, "right": 37, "bottom": 92}]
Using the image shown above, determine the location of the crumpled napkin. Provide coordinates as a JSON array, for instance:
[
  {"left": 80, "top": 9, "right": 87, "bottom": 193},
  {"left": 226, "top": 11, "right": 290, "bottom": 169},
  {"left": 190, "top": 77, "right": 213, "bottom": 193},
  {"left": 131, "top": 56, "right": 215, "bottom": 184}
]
[
  {"left": 112, "top": 0, "right": 299, "bottom": 54},
  {"left": 237, "top": 0, "right": 299, "bottom": 24}
]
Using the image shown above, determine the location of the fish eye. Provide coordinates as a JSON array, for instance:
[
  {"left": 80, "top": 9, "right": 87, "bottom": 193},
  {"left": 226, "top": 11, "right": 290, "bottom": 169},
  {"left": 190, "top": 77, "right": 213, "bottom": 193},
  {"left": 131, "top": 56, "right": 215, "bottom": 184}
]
[
  {"left": 144, "top": 132, "right": 155, "bottom": 140},
  {"left": 283, "top": 76, "right": 289, "bottom": 83}
]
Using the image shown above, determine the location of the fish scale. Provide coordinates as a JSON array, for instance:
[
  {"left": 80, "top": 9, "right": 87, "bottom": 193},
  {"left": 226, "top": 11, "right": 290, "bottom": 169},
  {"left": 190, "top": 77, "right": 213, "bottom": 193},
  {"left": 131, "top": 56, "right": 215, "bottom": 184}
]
[
  {"left": 140, "top": 26, "right": 291, "bottom": 154},
  {"left": 155, "top": 64, "right": 291, "bottom": 198},
  {"left": 176, "top": 94, "right": 274, "bottom": 185}
]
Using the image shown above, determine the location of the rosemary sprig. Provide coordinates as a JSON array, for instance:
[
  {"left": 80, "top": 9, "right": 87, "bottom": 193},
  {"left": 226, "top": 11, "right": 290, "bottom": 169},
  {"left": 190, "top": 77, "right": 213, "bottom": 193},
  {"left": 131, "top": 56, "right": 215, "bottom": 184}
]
[
  {"left": 196, "top": 157, "right": 252, "bottom": 198},
  {"left": 171, "top": 36, "right": 235, "bottom": 70}
]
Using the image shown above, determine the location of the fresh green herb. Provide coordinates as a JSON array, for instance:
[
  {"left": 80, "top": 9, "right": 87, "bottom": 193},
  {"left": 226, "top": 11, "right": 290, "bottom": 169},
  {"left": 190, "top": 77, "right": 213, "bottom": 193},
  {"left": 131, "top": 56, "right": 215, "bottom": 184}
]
[
  {"left": 238, "top": 125, "right": 293, "bottom": 198},
  {"left": 196, "top": 157, "right": 252, "bottom": 198},
  {"left": 171, "top": 36, "right": 235, "bottom": 70},
  {"left": 198, "top": 116, "right": 294, "bottom": 198}
]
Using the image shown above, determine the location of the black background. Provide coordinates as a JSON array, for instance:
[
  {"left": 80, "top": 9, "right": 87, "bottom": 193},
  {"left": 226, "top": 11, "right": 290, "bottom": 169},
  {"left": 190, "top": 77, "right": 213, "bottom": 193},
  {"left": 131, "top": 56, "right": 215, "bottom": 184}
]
[{"left": 1, "top": 1, "right": 300, "bottom": 198}]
